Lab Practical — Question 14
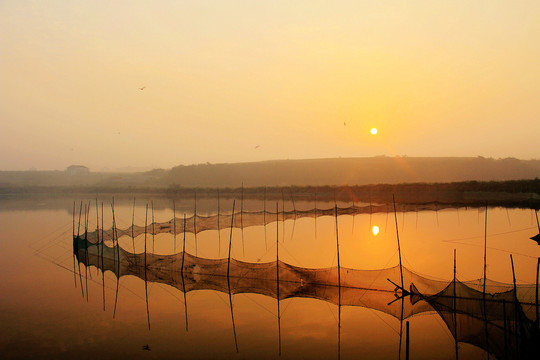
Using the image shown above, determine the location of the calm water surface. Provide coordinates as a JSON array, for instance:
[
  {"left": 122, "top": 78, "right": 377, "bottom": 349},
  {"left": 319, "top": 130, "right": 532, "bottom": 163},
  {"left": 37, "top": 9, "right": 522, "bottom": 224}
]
[{"left": 1, "top": 196, "right": 539, "bottom": 359}]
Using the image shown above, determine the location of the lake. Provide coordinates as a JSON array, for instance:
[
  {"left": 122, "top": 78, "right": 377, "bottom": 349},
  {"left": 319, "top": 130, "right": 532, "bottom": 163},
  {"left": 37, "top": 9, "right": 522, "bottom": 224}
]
[{"left": 1, "top": 195, "right": 539, "bottom": 359}]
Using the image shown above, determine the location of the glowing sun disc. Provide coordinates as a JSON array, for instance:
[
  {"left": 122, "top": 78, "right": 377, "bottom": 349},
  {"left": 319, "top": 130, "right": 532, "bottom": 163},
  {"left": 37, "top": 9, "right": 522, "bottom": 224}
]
[
  {"left": 370, "top": 128, "right": 378, "bottom": 135},
  {"left": 372, "top": 225, "right": 380, "bottom": 235}
]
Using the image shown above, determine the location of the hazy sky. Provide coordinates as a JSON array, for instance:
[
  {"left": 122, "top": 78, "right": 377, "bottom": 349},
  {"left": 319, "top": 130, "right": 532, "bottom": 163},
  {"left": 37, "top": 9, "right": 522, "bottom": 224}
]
[{"left": 1, "top": 1, "right": 539, "bottom": 171}]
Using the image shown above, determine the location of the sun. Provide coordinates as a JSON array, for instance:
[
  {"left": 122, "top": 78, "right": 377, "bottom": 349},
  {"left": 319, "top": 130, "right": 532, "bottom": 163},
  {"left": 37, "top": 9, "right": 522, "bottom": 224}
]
[
  {"left": 372, "top": 225, "right": 380, "bottom": 236},
  {"left": 370, "top": 128, "right": 378, "bottom": 135}
]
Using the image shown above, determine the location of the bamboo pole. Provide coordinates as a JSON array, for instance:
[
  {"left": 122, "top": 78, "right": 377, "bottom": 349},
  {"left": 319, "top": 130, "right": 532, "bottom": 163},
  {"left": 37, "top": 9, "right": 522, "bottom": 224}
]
[
  {"left": 84, "top": 203, "right": 89, "bottom": 301},
  {"left": 182, "top": 213, "right": 186, "bottom": 273},
  {"left": 101, "top": 202, "right": 105, "bottom": 311},
  {"left": 194, "top": 192, "right": 197, "bottom": 256},
  {"left": 369, "top": 193, "right": 372, "bottom": 229},
  {"left": 454, "top": 249, "right": 458, "bottom": 360},
  {"left": 144, "top": 203, "right": 150, "bottom": 330},
  {"left": 95, "top": 198, "right": 99, "bottom": 245},
  {"left": 481, "top": 203, "right": 489, "bottom": 355},
  {"left": 335, "top": 201, "right": 341, "bottom": 360},
  {"left": 72, "top": 201, "right": 75, "bottom": 237},
  {"left": 77, "top": 201, "right": 82, "bottom": 238},
  {"left": 227, "top": 198, "right": 239, "bottom": 353},
  {"left": 83, "top": 203, "right": 88, "bottom": 240},
  {"left": 218, "top": 189, "right": 221, "bottom": 255},
  {"left": 276, "top": 202, "right": 279, "bottom": 282},
  {"left": 228, "top": 274, "right": 239, "bottom": 352},
  {"left": 94, "top": 199, "right": 99, "bottom": 279},
  {"left": 503, "top": 299, "right": 508, "bottom": 359},
  {"left": 276, "top": 201, "right": 281, "bottom": 356},
  {"left": 338, "top": 295, "right": 341, "bottom": 360},
  {"left": 100, "top": 202, "right": 104, "bottom": 266},
  {"left": 112, "top": 201, "right": 119, "bottom": 318},
  {"left": 132, "top": 197, "right": 136, "bottom": 253},
  {"left": 314, "top": 191, "right": 317, "bottom": 238},
  {"left": 282, "top": 192, "right": 285, "bottom": 241},
  {"left": 352, "top": 197, "right": 356, "bottom": 235},
  {"left": 510, "top": 254, "right": 518, "bottom": 358},
  {"left": 405, "top": 321, "right": 410, "bottom": 360},
  {"left": 393, "top": 195, "right": 405, "bottom": 292},
  {"left": 335, "top": 203, "right": 341, "bottom": 289},
  {"left": 173, "top": 200, "right": 176, "bottom": 253},
  {"left": 241, "top": 184, "right": 244, "bottom": 257},
  {"left": 398, "top": 296, "right": 404, "bottom": 360},
  {"left": 77, "top": 252, "right": 84, "bottom": 299},
  {"left": 264, "top": 187, "right": 267, "bottom": 250},
  {"left": 290, "top": 188, "right": 297, "bottom": 220},
  {"left": 72, "top": 253, "right": 77, "bottom": 288},
  {"left": 484, "top": 202, "right": 488, "bottom": 297},
  {"left": 181, "top": 263, "right": 188, "bottom": 331},
  {"left": 536, "top": 257, "right": 539, "bottom": 330},
  {"left": 227, "top": 200, "right": 236, "bottom": 278},
  {"left": 151, "top": 200, "right": 155, "bottom": 253}
]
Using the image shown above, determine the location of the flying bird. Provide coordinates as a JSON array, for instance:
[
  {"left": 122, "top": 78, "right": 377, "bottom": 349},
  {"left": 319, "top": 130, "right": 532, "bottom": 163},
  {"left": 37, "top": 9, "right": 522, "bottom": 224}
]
[
  {"left": 255, "top": 145, "right": 260, "bottom": 149},
  {"left": 142, "top": 345, "right": 151, "bottom": 351},
  {"left": 139, "top": 86, "right": 146, "bottom": 90}
]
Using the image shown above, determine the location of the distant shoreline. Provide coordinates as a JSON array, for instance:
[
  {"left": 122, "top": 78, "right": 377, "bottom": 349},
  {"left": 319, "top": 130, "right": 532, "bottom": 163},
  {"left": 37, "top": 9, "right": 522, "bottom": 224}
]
[{"left": 1, "top": 179, "right": 539, "bottom": 208}]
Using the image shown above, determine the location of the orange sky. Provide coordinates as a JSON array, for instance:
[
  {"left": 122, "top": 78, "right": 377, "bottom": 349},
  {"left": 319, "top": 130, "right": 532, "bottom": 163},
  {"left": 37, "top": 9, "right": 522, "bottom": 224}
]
[{"left": 1, "top": 1, "right": 539, "bottom": 171}]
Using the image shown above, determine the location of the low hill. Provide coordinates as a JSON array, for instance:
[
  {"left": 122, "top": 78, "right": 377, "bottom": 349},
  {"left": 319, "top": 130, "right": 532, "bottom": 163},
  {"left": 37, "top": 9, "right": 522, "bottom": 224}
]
[
  {"left": 1, "top": 157, "right": 539, "bottom": 191},
  {"left": 164, "top": 157, "right": 540, "bottom": 187}
]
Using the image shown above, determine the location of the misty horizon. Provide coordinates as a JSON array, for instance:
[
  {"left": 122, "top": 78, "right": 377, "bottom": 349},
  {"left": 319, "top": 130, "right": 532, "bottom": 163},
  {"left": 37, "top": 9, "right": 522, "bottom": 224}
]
[{"left": 3, "top": 155, "right": 540, "bottom": 173}]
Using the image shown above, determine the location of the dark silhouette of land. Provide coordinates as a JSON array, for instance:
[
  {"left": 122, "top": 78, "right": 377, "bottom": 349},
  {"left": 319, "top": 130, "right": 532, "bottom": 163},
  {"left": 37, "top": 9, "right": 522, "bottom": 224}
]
[
  {"left": 1, "top": 157, "right": 539, "bottom": 208},
  {"left": 2, "top": 156, "right": 539, "bottom": 189}
]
